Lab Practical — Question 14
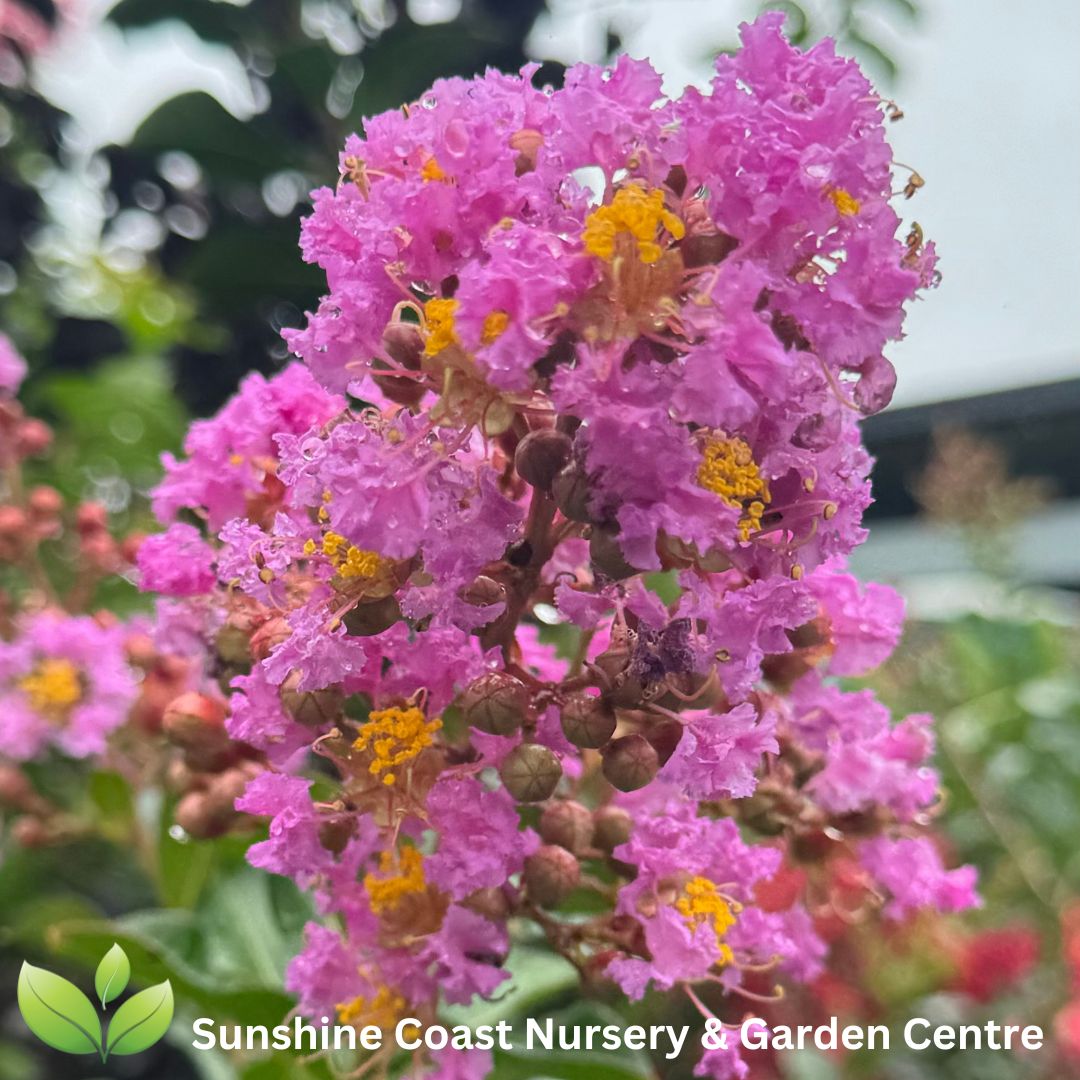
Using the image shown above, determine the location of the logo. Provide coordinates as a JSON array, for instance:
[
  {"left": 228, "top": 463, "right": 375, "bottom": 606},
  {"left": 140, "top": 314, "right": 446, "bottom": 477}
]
[{"left": 17, "top": 943, "right": 173, "bottom": 1061}]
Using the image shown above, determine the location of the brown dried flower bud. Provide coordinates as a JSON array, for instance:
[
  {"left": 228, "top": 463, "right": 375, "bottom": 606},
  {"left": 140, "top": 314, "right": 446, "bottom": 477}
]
[
  {"left": 645, "top": 719, "right": 684, "bottom": 766},
  {"left": 593, "top": 805, "right": 633, "bottom": 852},
  {"left": 539, "top": 799, "right": 594, "bottom": 854},
  {"left": 459, "top": 671, "right": 528, "bottom": 736},
  {"left": 523, "top": 844, "right": 580, "bottom": 908},
  {"left": 499, "top": 743, "right": 562, "bottom": 802},
  {"left": 559, "top": 693, "right": 616, "bottom": 749},
  {"left": 382, "top": 321, "right": 424, "bottom": 371},
  {"left": 601, "top": 734, "right": 659, "bottom": 792},
  {"left": 514, "top": 429, "right": 572, "bottom": 491}
]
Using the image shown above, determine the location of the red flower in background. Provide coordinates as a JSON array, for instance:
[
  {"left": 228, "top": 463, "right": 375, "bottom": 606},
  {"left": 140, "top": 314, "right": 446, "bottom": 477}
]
[{"left": 952, "top": 926, "right": 1039, "bottom": 1003}]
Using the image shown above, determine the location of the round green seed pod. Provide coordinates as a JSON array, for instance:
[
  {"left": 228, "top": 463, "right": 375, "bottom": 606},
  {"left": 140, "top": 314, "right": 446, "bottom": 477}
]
[
  {"left": 499, "top": 743, "right": 562, "bottom": 802},
  {"left": 601, "top": 734, "right": 659, "bottom": 792},
  {"left": 559, "top": 693, "right": 616, "bottom": 749},
  {"left": 459, "top": 671, "right": 529, "bottom": 736}
]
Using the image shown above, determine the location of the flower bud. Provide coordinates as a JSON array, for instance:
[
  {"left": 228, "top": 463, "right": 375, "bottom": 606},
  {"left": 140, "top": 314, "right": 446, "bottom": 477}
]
[
  {"left": 551, "top": 462, "right": 591, "bottom": 522},
  {"left": 593, "top": 805, "right": 632, "bottom": 852},
  {"left": 281, "top": 671, "right": 344, "bottom": 727},
  {"left": 342, "top": 595, "right": 400, "bottom": 636},
  {"left": 382, "top": 322, "right": 424, "bottom": 370},
  {"left": 539, "top": 799, "right": 594, "bottom": 855},
  {"left": 162, "top": 692, "right": 228, "bottom": 751},
  {"left": 372, "top": 363, "right": 427, "bottom": 408},
  {"left": 588, "top": 525, "right": 637, "bottom": 581},
  {"left": 559, "top": 693, "right": 616, "bottom": 749},
  {"left": 0, "top": 764, "right": 36, "bottom": 810},
  {"left": 514, "top": 429, "right": 572, "bottom": 491},
  {"left": 523, "top": 844, "right": 580, "bottom": 907},
  {"left": 11, "top": 816, "right": 52, "bottom": 848},
  {"left": 27, "top": 485, "right": 62, "bottom": 518},
  {"left": 251, "top": 616, "right": 291, "bottom": 660},
  {"left": 601, "top": 734, "right": 659, "bottom": 792},
  {"left": 458, "top": 671, "right": 528, "bottom": 736},
  {"left": 174, "top": 791, "right": 229, "bottom": 839},
  {"left": 15, "top": 418, "right": 52, "bottom": 457},
  {"left": 215, "top": 624, "right": 253, "bottom": 666},
  {"left": 499, "top": 743, "right": 562, "bottom": 802}
]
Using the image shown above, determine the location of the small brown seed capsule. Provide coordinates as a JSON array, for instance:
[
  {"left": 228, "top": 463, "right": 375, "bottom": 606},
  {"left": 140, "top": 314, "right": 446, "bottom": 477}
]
[
  {"left": 523, "top": 844, "right": 581, "bottom": 907},
  {"left": 645, "top": 719, "right": 684, "bottom": 766},
  {"left": 460, "top": 575, "right": 505, "bottom": 608},
  {"left": 463, "top": 886, "right": 512, "bottom": 921},
  {"left": 281, "top": 671, "right": 344, "bottom": 727},
  {"left": 593, "top": 805, "right": 633, "bottom": 852},
  {"left": 499, "top": 743, "right": 562, "bottom": 802},
  {"left": 551, "top": 462, "right": 591, "bottom": 522},
  {"left": 514, "top": 429, "right": 572, "bottom": 490},
  {"left": 174, "top": 791, "right": 231, "bottom": 839},
  {"left": 342, "top": 595, "right": 401, "bottom": 636},
  {"left": 459, "top": 671, "right": 528, "bottom": 736},
  {"left": 601, "top": 734, "right": 659, "bottom": 792},
  {"left": 588, "top": 525, "right": 637, "bottom": 581},
  {"left": 539, "top": 800, "right": 594, "bottom": 855},
  {"left": 559, "top": 693, "right": 616, "bottom": 749}
]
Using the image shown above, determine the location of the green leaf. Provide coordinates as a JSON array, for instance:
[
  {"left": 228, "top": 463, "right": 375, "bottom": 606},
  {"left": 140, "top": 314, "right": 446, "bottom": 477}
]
[
  {"left": 95, "top": 943, "right": 131, "bottom": 1007},
  {"left": 17, "top": 962, "right": 103, "bottom": 1057},
  {"left": 106, "top": 980, "right": 175, "bottom": 1057}
]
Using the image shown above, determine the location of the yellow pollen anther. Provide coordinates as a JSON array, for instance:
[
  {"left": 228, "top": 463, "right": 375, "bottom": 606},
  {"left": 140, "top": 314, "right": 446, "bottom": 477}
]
[
  {"left": 420, "top": 156, "right": 448, "bottom": 183},
  {"left": 336, "top": 985, "right": 407, "bottom": 1029},
  {"left": 481, "top": 310, "right": 510, "bottom": 345},
  {"left": 696, "top": 435, "right": 771, "bottom": 542},
  {"left": 316, "top": 532, "right": 386, "bottom": 580},
  {"left": 364, "top": 846, "right": 427, "bottom": 913},
  {"left": 583, "top": 184, "right": 685, "bottom": 265},
  {"left": 676, "top": 876, "right": 738, "bottom": 965},
  {"left": 423, "top": 297, "right": 459, "bottom": 356},
  {"left": 19, "top": 659, "right": 82, "bottom": 715},
  {"left": 352, "top": 705, "right": 442, "bottom": 786},
  {"left": 829, "top": 188, "right": 861, "bottom": 216},
  {"left": 228, "top": 453, "right": 244, "bottom": 466}
]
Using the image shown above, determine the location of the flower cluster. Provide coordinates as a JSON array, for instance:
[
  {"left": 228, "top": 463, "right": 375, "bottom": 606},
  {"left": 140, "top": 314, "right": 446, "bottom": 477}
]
[{"left": 137, "top": 16, "right": 969, "bottom": 1079}]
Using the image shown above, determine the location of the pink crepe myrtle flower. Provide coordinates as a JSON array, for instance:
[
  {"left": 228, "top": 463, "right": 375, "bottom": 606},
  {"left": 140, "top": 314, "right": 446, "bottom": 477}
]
[
  {"left": 0, "top": 612, "right": 137, "bottom": 760},
  {"left": 137, "top": 523, "right": 216, "bottom": 597}
]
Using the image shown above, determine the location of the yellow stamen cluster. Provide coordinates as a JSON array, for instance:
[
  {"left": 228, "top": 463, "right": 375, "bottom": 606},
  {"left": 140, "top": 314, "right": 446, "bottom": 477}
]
[
  {"left": 336, "top": 985, "right": 407, "bottom": 1029},
  {"left": 676, "top": 876, "right": 738, "bottom": 965},
  {"left": 696, "top": 435, "right": 770, "bottom": 542},
  {"left": 352, "top": 705, "right": 442, "bottom": 786},
  {"left": 423, "top": 297, "right": 459, "bottom": 356},
  {"left": 304, "top": 531, "right": 385, "bottom": 580},
  {"left": 19, "top": 659, "right": 82, "bottom": 715},
  {"left": 420, "top": 156, "right": 448, "bottom": 183},
  {"left": 364, "top": 846, "right": 427, "bottom": 914},
  {"left": 481, "top": 310, "right": 510, "bottom": 345},
  {"left": 583, "top": 184, "right": 685, "bottom": 264},
  {"left": 829, "top": 187, "right": 861, "bottom": 216}
]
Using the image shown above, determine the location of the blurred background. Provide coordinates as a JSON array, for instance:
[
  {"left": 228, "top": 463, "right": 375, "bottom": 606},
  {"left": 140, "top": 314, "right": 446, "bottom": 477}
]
[{"left": 0, "top": 1, "right": 1077, "bottom": 1077}]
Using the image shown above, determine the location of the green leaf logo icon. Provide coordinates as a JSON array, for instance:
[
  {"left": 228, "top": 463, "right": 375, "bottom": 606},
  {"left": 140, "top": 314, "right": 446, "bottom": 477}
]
[
  {"left": 17, "top": 949, "right": 173, "bottom": 1061},
  {"left": 17, "top": 963, "right": 103, "bottom": 1057},
  {"left": 95, "top": 943, "right": 131, "bottom": 1008},
  {"left": 106, "top": 980, "right": 174, "bottom": 1057}
]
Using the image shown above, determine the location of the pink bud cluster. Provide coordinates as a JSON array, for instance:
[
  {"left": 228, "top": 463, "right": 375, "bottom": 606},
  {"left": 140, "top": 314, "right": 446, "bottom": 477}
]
[{"left": 136, "top": 16, "right": 970, "bottom": 1079}]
